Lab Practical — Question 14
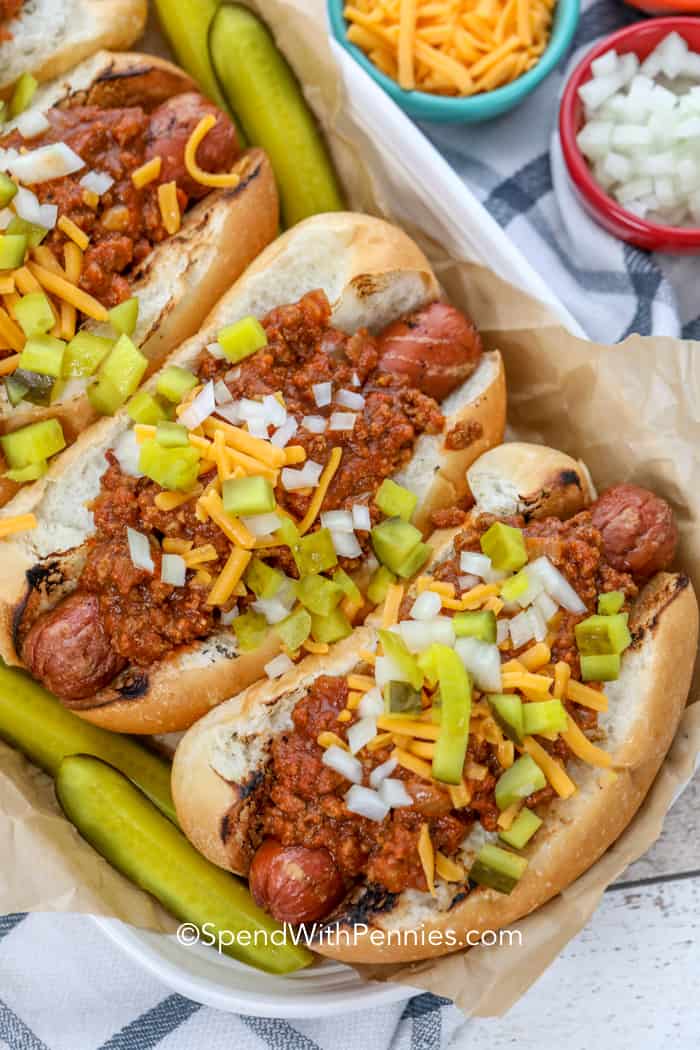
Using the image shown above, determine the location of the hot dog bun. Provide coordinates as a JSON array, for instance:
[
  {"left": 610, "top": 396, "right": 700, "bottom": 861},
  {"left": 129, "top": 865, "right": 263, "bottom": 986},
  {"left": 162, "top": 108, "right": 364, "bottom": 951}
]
[
  {"left": 0, "top": 213, "right": 506, "bottom": 733},
  {"left": 171, "top": 454, "right": 698, "bottom": 964},
  {"left": 0, "top": 51, "right": 280, "bottom": 506},
  {"left": 0, "top": 1, "right": 147, "bottom": 95}
]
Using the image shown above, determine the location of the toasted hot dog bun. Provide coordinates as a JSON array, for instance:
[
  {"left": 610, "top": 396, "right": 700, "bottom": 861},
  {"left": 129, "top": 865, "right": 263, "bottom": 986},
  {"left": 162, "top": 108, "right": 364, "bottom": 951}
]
[
  {"left": 0, "top": 1, "right": 146, "bottom": 95},
  {"left": 0, "top": 213, "right": 506, "bottom": 733},
  {"left": 0, "top": 51, "right": 279, "bottom": 505},
  {"left": 172, "top": 484, "right": 698, "bottom": 965}
]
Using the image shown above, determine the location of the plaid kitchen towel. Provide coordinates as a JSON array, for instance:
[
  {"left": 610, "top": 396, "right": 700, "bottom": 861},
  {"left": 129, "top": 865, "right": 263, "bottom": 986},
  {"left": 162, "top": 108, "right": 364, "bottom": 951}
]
[
  {"left": 424, "top": 0, "right": 699, "bottom": 344},
  {"left": 1, "top": 3, "right": 692, "bottom": 1049}
]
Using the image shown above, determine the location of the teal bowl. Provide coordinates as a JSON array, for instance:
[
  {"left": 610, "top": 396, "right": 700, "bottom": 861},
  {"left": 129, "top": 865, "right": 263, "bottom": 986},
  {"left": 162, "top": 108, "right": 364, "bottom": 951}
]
[{"left": 328, "top": 0, "right": 580, "bottom": 123}]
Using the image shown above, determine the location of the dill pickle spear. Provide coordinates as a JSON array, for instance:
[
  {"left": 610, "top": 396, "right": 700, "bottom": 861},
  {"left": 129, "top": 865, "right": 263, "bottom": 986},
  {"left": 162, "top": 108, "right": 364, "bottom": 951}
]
[
  {"left": 151, "top": 0, "right": 230, "bottom": 114},
  {"left": 209, "top": 4, "right": 345, "bottom": 226},
  {"left": 56, "top": 756, "right": 313, "bottom": 975},
  {"left": 0, "top": 666, "right": 176, "bottom": 823}
]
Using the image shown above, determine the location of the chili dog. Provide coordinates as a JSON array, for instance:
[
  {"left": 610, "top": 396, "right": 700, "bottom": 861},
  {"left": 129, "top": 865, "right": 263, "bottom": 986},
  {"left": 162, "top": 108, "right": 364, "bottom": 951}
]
[
  {"left": 0, "top": 1, "right": 146, "bottom": 94},
  {"left": 0, "top": 51, "right": 279, "bottom": 504},
  {"left": 0, "top": 213, "right": 506, "bottom": 733},
  {"left": 171, "top": 443, "right": 697, "bottom": 963}
]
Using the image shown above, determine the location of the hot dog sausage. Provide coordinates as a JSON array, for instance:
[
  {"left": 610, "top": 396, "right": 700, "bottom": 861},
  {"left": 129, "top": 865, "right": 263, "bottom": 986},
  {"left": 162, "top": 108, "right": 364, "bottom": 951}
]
[
  {"left": 145, "top": 92, "right": 239, "bottom": 200},
  {"left": 591, "top": 483, "right": 678, "bottom": 579},
  {"left": 249, "top": 839, "right": 345, "bottom": 924},
  {"left": 22, "top": 593, "right": 126, "bottom": 704},
  {"left": 376, "top": 302, "right": 482, "bottom": 401}
]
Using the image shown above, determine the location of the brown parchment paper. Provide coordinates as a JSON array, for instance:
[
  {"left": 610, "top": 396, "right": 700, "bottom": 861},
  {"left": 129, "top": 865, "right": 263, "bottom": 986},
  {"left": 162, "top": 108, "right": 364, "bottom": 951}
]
[{"left": 1, "top": 0, "right": 699, "bottom": 1019}]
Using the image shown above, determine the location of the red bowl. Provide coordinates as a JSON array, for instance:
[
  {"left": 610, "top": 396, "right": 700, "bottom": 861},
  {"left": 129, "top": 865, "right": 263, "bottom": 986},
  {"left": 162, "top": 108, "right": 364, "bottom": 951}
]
[{"left": 559, "top": 17, "right": 700, "bottom": 253}]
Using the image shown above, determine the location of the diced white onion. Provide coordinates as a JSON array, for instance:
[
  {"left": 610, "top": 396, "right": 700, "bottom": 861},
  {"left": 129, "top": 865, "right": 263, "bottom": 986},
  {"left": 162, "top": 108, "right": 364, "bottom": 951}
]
[
  {"left": 515, "top": 570, "right": 544, "bottom": 609},
  {"left": 270, "top": 418, "right": 297, "bottom": 448},
  {"left": 252, "top": 597, "right": 293, "bottom": 625},
  {"left": 221, "top": 605, "right": 239, "bottom": 625},
  {"left": 52, "top": 376, "right": 86, "bottom": 403},
  {"left": 358, "top": 687, "right": 384, "bottom": 718},
  {"left": 336, "top": 388, "right": 365, "bottom": 410},
  {"left": 127, "top": 527, "right": 154, "bottom": 574},
  {"left": 534, "top": 591, "right": 558, "bottom": 624},
  {"left": 14, "top": 185, "right": 41, "bottom": 224},
  {"left": 397, "top": 616, "right": 455, "bottom": 652},
  {"left": 527, "top": 556, "right": 586, "bottom": 613},
  {"left": 312, "top": 381, "right": 332, "bottom": 407},
  {"left": 321, "top": 510, "right": 354, "bottom": 532},
  {"left": 329, "top": 411, "right": 356, "bottom": 431},
  {"left": 458, "top": 574, "right": 480, "bottom": 591},
  {"left": 179, "top": 380, "right": 215, "bottom": 430},
  {"left": 331, "top": 530, "right": 362, "bottom": 558},
  {"left": 369, "top": 756, "right": 397, "bottom": 788},
  {"left": 375, "top": 654, "right": 410, "bottom": 688},
  {"left": 240, "top": 512, "right": 282, "bottom": 537},
  {"left": 246, "top": 417, "right": 269, "bottom": 439},
  {"left": 459, "top": 551, "right": 492, "bottom": 578},
  {"left": 455, "top": 637, "right": 502, "bottom": 692},
  {"left": 213, "top": 380, "right": 233, "bottom": 405},
  {"left": 528, "top": 605, "right": 547, "bottom": 643},
  {"left": 410, "top": 590, "right": 442, "bottom": 620},
  {"left": 161, "top": 554, "right": 186, "bottom": 587},
  {"left": 262, "top": 394, "right": 287, "bottom": 428},
  {"left": 344, "top": 784, "right": 390, "bottom": 821},
  {"left": 79, "top": 170, "right": 114, "bottom": 196},
  {"left": 264, "top": 653, "right": 295, "bottom": 679},
  {"left": 507, "top": 610, "right": 536, "bottom": 650},
  {"left": 351, "top": 372, "right": 361, "bottom": 387},
  {"left": 378, "top": 778, "right": 413, "bottom": 808},
  {"left": 215, "top": 402, "right": 243, "bottom": 425},
  {"left": 347, "top": 716, "right": 377, "bottom": 755},
  {"left": 323, "top": 746, "right": 363, "bottom": 784},
  {"left": 301, "top": 414, "right": 327, "bottom": 434},
  {"left": 281, "top": 460, "right": 323, "bottom": 490},
  {"left": 0, "top": 208, "right": 12, "bottom": 229},
  {"left": 351, "top": 503, "right": 372, "bottom": 531},
  {"left": 112, "top": 429, "right": 143, "bottom": 477},
  {"left": 496, "top": 618, "right": 510, "bottom": 645},
  {"left": 206, "top": 340, "right": 226, "bottom": 359},
  {"left": 16, "top": 110, "right": 50, "bottom": 138},
  {"left": 10, "top": 142, "right": 85, "bottom": 183},
  {"left": 37, "top": 203, "right": 57, "bottom": 229}
]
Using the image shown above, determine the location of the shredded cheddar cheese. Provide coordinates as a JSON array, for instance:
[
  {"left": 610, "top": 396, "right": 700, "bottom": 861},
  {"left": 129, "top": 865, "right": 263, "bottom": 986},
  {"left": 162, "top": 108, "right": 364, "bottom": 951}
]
[
  {"left": 0, "top": 513, "right": 37, "bottom": 538},
  {"left": 297, "top": 447, "right": 343, "bottom": 535},
  {"left": 207, "top": 546, "right": 251, "bottom": 606},
  {"left": 435, "top": 852, "right": 465, "bottom": 882},
  {"left": 154, "top": 486, "right": 202, "bottom": 512},
  {"left": 183, "top": 543, "right": 219, "bottom": 567},
  {"left": 0, "top": 354, "right": 20, "bottom": 375},
  {"left": 408, "top": 739, "right": 435, "bottom": 760},
  {"left": 522, "top": 736, "right": 576, "bottom": 798},
  {"left": 318, "top": 731, "right": 349, "bottom": 751},
  {"left": 392, "top": 746, "right": 433, "bottom": 781},
  {"left": 418, "top": 823, "right": 436, "bottom": 896},
  {"left": 381, "top": 582, "right": 404, "bottom": 628},
  {"left": 26, "top": 261, "right": 108, "bottom": 322},
  {"left": 61, "top": 241, "right": 82, "bottom": 340},
  {"left": 0, "top": 276, "right": 14, "bottom": 295},
  {"left": 184, "top": 116, "right": 241, "bottom": 189},
  {"left": 366, "top": 731, "right": 394, "bottom": 752},
  {"left": 566, "top": 678, "right": 609, "bottom": 712},
  {"left": 497, "top": 801, "right": 521, "bottom": 830},
  {"left": 519, "top": 642, "right": 551, "bottom": 672},
  {"left": 203, "top": 418, "right": 286, "bottom": 468},
  {"left": 157, "top": 181, "right": 181, "bottom": 236},
  {"left": 162, "top": 537, "right": 193, "bottom": 554},
  {"left": 337, "top": 710, "right": 352, "bottom": 723},
  {"left": 562, "top": 717, "right": 613, "bottom": 768},
  {"left": 0, "top": 307, "right": 25, "bottom": 352},
  {"left": 132, "top": 155, "right": 162, "bottom": 188},
  {"left": 82, "top": 188, "right": 99, "bottom": 209},
  {"left": 416, "top": 576, "right": 454, "bottom": 597},
  {"left": 283, "top": 445, "right": 307, "bottom": 465},
  {"left": 58, "top": 215, "right": 89, "bottom": 251},
  {"left": 448, "top": 780, "right": 472, "bottom": 808},
  {"left": 377, "top": 716, "right": 440, "bottom": 740},
  {"left": 348, "top": 673, "right": 375, "bottom": 692},
  {"left": 200, "top": 490, "right": 256, "bottom": 549},
  {"left": 553, "top": 660, "right": 571, "bottom": 700},
  {"left": 302, "top": 638, "right": 330, "bottom": 655},
  {"left": 347, "top": 691, "right": 364, "bottom": 710},
  {"left": 501, "top": 670, "right": 553, "bottom": 696}
]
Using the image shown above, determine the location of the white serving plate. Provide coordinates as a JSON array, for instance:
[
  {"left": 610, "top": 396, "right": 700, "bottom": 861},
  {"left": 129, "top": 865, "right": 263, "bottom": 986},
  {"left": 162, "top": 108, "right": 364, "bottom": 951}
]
[{"left": 94, "top": 42, "right": 580, "bottom": 1017}]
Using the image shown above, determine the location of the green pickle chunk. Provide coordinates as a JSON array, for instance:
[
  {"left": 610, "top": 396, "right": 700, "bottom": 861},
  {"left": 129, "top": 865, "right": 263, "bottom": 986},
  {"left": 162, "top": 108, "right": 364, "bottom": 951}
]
[
  {"left": 598, "top": 590, "right": 625, "bottom": 616},
  {"left": 383, "top": 680, "right": 422, "bottom": 716},
  {"left": 18, "top": 334, "right": 65, "bottom": 377},
  {"left": 470, "top": 844, "right": 528, "bottom": 894},
  {"left": 521, "top": 699, "right": 567, "bottom": 736},
  {"left": 575, "top": 613, "right": 631, "bottom": 656},
  {"left": 276, "top": 607, "right": 311, "bottom": 651},
  {"left": 453, "top": 609, "right": 496, "bottom": 643},
  {"left": 156, "top": 421, "right": 189, "bottom": 448},
  {"left": 489, "top": 693, "right": 524, "bottom": 745},
  {"left": 0, "top": 233, "right": 28, "bottom": 270},
  {"left": 233, "top": 610, "right": 268, "bottom": 651},
  {"left": 217, "top": 316, "right": 267, "bottom": 363},
  {"left": 480, "top": 521, "right": 527, "bottom": 572},
  {"left": 375, "top": 478, "right": 417, "bottom": 521},
  {"left": 310, "top": 607, "right": 351, "bottom": 644},
  {"left": 223, "top": 475, "right": 275, "bottom": 516},
  {"left": 127, "top": 390, "right": 168, "bottom": 425},
  {"left": 244, "top": 558, "right": 284, "bottom": 600},
  {"left": 0, "top": 418, "right": 65, "bottom": 468},
  {"left": 295, "top": 573, "right": 344, "bottom": 615},
  {"left": 108, "top": 297, "right": 139, "bottom": 336},
  {"left": 14, "top": 292, "right": 54, "bottom": 337},
  {"left": 294, "top": 528, "right": 337, "bottom": 576},
  {"left": 371, "top": 517, "right": 423, "bottom": 574},
  {"left": 494, "top": 754, "right": 546, "bottom": 810},
  {"left": 580, "top": 653, "right": 620, "bottom": 682},
  {"left": 367, "top": 565, "right": 397, "bottom": 605},
  {"left": 156, "top": 365, "right": 198, "bottom": 403},
  {"left": 138, "top": 439, "right": 200, "bottom": 491},
  {"left": 499, "top": 808, "right": 542, "bottom": 849},
  {"left": 6, "top": 216, "right": 46, "bottom": 247},
  {"left": 9, "top": 73, "right": 38, "bottom": 117},
  {"left": 63, "top": 332, "right": 113, "bottom": 377},
  {"left": 378, "top": 629, "right": 423, "bottom": 691},
  {"left": 432, "top": 645, "right": 472, "bottom": 785},
  {"left": 0, "top": 173, "right": 18, "bottom": 209}
]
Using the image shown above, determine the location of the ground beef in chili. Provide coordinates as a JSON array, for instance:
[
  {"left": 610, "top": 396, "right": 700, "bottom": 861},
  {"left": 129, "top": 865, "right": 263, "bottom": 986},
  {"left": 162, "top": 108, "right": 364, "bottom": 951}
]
[{"left": 0, "top": 0, "right": 21, "bottom": 38}]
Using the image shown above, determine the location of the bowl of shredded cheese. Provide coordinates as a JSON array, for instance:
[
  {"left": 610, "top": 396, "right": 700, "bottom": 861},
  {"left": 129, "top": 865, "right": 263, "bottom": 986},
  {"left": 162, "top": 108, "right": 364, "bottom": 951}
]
[{"left": 328, "top": 0, "right": 580, "bottom": 122}]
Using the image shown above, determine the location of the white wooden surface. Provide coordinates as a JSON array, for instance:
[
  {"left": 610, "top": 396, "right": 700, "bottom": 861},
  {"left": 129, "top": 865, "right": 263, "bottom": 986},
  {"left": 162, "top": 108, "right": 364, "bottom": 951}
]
[{"left": 452, "top": 774, "right": 700, "bottom": 1047}]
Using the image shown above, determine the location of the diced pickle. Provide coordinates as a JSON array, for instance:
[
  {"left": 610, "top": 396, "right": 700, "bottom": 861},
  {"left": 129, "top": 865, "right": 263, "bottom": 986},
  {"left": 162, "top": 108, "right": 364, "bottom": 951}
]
[
  {"left": 11, "top": 368, "right": 52, "bottom": 405},
  {"left": 0, "top": 233, "right": 27, "bottom": 270},
  {"left": 580, "top": 653, "right": 620, "bottom": 682},
  {"left": 499, "top": 808, "right": 542, "bottom": 849},
  {"left": 383, "top": 680, "right": 422, "bottom": 716},
  {"left": 521, "top": 699, "right": 567, "bottom": 736},
  {"left": 310, "top": 607, "right": 352, "bottom": 644},
  {"left": 9, "top": 73, "right": 37, "bottom": 117},
  {"left": 4, "top": 459, "right": 47, "bottom": 483},
  {"left": 244, "top": 558, "right": 284, "bottom": 600},
  {"left": 223, "top": 475, "right": 275, "bottom": 517},
  {"left": 63, "top": 332, "right": 113, "bottom": 377},
  {"left": 217, "top": 316, "right": 267, "bottom": 363},
  {"left": 494, "top": 754, "right": 546, "bottom": 810},
  {"left": 575, "top": 613, "right": 631, "bottom": 656},
  {"left": 233, "top": 610, "right": 267, "bottom": 651},
  {"left": 500, "top": 569, "right": 530, "bottom": 603},
  {"left": 98, "top": 334, "right": 148, "bottom": 403},
  {"left": 598, "top": 590, "right": 625, "bottom": 616},
  {"left": 295, "top": 573, "right": 344, "bottom": 615},
  {"left": 371, "top": 517, "right": 423, "bottom": 574},
  {"left": 367, "top": 565, "right": 396, "bottom": 605},
  {"left": 453, "top": 609, "right": 496, "bottom": 643},
  {"left": 6, "top": 216, "right": 46, "bottom": 247},
  {"left": 469, "top": 843, "right": 528, "bottom": 894},
  {"left": 489, "top": 693, "right": 524, "bottom": 745},
  {"left": 0, "top": 173, "right": 17, "bottom": 209},
  {"left": 332, "top": 567, "right": 362, "bottom": 604},
  {"left": 88, "top": 376, "right": 126, "bottom": 416},
  {"left": 156, "top": 421, "right": 189, "bottom": 448},
  {"left": 293, "top": 528, "right": 337, "bottom": 576},
  {"left": 127, "top": 390, "right": 168, "bottom": 425},
  {"left": 276, "top": 607, "right": 311, "bottom": 651},
  {"left": 108, "top": 297, "right": 139, "bottom": 336},
  {"left": 14, "top": 292, "right": 53, "bottom": 338},
  {"left": 156, "top": 365, "right": 198, "bottom": 403},
  {"left": 378, "top": 629, "right": 423, "bottom": 691},
  {"left": 480, "top": 522, "right": 527, "bottom": 572},
  {"left": 432, "top": 645, "right": 472, "bottom": 785},
  {"left": 417, "top": 644, "right": 440, "bottom": 689},
  {"left": 4, "top": 375, "right": 29, "bottom": 406},
  {"left": 18, "top": 334, "right": 65, "bottom": 377},
  {"left": 395, "top": 541, "right": 431, "bottom": 580},
  {"left": 0, "top": 418, "right": 65, "bottom": 468},
  {"left": 375, "top": 478, "right": 417, "bottom": 521},
  {"left": 138, "top": 439, "right": 200, "bottom": 492}
]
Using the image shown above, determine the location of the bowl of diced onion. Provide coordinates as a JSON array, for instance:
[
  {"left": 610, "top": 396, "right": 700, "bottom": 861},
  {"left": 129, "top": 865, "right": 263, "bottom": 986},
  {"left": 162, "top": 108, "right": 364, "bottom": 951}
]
[{"left": 559, "top": 18, "right": 700, "bottom": 253}]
